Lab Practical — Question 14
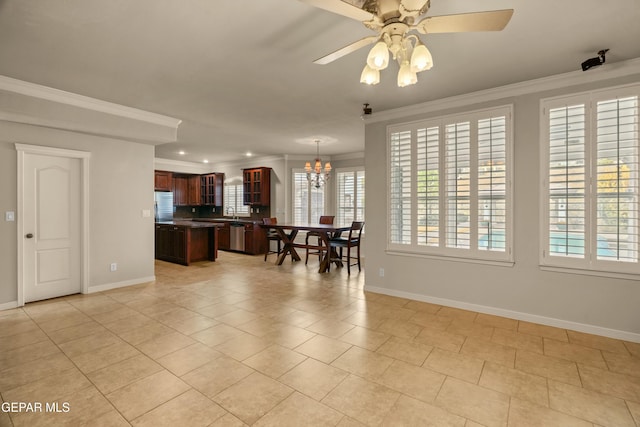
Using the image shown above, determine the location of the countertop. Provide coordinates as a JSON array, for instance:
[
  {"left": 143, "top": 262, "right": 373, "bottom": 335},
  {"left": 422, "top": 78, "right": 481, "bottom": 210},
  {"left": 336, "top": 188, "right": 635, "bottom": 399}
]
[
  {"left": 155, "top": 220, "right": 223, "bottom": 228},
  {"left": 179, "top": 218, "right": 265, "bottom": 225}
]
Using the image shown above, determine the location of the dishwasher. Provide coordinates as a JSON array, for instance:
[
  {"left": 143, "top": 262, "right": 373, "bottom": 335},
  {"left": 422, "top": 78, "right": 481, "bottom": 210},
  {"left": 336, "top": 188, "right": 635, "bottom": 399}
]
[{"left": 229, "top": 223, "right": 245, "bottom": 252}]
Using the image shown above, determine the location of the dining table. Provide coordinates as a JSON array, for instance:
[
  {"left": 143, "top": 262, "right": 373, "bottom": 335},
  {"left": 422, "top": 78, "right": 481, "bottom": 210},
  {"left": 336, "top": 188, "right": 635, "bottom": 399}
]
[{"left": 264, "top": 223, "right": 351, "bottom": 273}]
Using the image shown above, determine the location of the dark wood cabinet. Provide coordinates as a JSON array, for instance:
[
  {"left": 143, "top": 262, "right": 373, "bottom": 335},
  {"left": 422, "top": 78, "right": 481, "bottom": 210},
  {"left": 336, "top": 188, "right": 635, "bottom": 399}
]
[
  {"left": 200, "top": 173, "right": 224, "bottom": 206},
  {"left": 155, "top": 224, "right": 187, "bottom": 264},
  {"left": 188, "top": 175, "right": 201, "bottom": 206},
  {"left": 173, "top": 174, "right": 202, "bottom": 206},
  {"left": 243, "top": 167, "right": 271, "bottom": 206},
  {"left": 154, "top": 171, "right": 173, "bottom": 192},
  {"left": 217, "top": 222, "right": 230, "bottom": 250},
  {"left": 155, "top": 223, "right": 218, "bottom": 265},
  {"left": 172, "top": 175, "right": 189, "bottom": 206}
]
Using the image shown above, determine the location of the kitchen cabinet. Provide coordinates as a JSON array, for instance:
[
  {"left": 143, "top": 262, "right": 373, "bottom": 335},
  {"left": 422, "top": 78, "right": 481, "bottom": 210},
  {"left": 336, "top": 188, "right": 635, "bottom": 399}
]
[
  {"left": 244, "top": 222, "right": 267, "bottom": 255},
  {"left": 173, "top": 174, "right": 201, "bottom": 206},
  {"left": 243, "top": 167, "right": 271, "bottom": 206},
  {"left": 200, "top": 173, "right": 224, "bottom": 206},
  {"left": 155, "top": 224, "right": 187, "bottom": 264},
  {"left": 172, "top": 175, "right": 189, "bottom": 206},
  {"left": 217, "top": 222, "right": 230, "bottom": 250},
  {"left": 188, "top": 175, "right": 201, "bottom": 205},
  {"left": 155, "top": 222, "right": 219, "bottom": 265},
  {"left": 154, "top": 170, "right": 173, "bottom": 191}
]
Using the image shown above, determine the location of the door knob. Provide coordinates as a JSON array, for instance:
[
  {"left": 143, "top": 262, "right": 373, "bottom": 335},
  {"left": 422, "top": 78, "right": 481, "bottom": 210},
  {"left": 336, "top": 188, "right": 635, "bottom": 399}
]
[{"left": 25, "top": 233, "right": 33, "bottom": 239}]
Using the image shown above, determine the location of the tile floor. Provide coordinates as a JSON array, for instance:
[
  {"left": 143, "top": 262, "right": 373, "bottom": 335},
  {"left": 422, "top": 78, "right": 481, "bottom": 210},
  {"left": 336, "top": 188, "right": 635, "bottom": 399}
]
[{"left": 1, "top": 252, "right": 639, "bottom": 426}]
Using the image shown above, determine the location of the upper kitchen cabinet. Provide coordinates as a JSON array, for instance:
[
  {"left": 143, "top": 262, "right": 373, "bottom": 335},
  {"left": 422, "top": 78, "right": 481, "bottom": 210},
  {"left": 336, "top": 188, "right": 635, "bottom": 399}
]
[
  {"left": 172, "top": 175, "right": 189, "bottom": 206},
  {"left": 200, "top": 173, "right": 224, "bottom": 206},
  {"left": 243, "top": 167, "right": 271, "bottom": 206},
  {"left": 188, "top": 175, "right": 201, "bottom": 206},
  {"left": 154, "top": 170, "right": 173, "bottom": 191}
]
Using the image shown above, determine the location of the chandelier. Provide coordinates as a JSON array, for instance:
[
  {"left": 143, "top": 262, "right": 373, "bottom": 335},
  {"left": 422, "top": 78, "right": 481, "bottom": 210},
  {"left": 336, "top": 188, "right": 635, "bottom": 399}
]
[
  {"left": 305, "top": 140, "right": 332, "bottom": 188},
  {"left": 360, "top": 26, "right": 433, "bottom": 87}
]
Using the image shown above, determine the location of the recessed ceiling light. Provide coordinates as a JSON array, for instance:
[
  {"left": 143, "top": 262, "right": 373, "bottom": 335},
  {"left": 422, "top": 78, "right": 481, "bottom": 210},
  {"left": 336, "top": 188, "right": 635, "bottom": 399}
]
[
  {"left": 178, "top": 150, "right": 186, "bottom": 155},
  {"left": 246, "top": 152, "right": 252, "bottom": 157},
  {"left": 203, "top": 159, "right": 209, "bottom": 164}
]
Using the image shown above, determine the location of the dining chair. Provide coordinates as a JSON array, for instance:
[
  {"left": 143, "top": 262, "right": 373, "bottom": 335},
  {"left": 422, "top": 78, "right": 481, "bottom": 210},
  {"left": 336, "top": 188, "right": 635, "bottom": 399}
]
[
  {"left": 329, "top": 221, "right": 364, "bottom": 274},
  {"left": 305, "top": 215, "right": 335, "bottom": 265},
  {"left": 262, "top": 217, "right": 282, "bottom": 261}
]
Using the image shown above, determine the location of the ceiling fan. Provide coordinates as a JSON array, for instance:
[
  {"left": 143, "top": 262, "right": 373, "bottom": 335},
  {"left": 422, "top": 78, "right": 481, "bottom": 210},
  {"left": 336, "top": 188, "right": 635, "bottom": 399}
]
[{"left": 298, "top": 0, "right": 514, "bottom": 87}]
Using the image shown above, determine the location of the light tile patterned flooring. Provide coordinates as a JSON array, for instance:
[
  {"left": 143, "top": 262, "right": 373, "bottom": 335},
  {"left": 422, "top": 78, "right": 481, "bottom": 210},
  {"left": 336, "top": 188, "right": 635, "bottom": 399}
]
[{"left": 1, "top": 252, "right": 639, "bottom": 426}]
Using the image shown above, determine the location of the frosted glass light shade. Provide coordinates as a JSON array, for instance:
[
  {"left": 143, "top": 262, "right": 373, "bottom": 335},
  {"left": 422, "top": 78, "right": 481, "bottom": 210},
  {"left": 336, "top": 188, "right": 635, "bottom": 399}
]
[
  {"left": 366, "top": 41, "right": 389, "bottom": 70},
  {"left": 360, "top": 65, "right": 380, "bottom": 85},
  {"left": 397, "top": 62, "right": 417, "bottom": 87},
  {"left": 410, "top": 43, "right": 433, "bottom": 72}
]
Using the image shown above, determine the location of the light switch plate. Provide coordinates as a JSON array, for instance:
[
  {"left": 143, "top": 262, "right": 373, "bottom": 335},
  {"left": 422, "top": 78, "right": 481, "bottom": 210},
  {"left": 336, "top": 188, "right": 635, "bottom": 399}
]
[
  {"left": 142, "top": 209, "right": 151, "bottom": 218},
  {"left": 5, "top": 211, "right": 15, "bottom": 222}
]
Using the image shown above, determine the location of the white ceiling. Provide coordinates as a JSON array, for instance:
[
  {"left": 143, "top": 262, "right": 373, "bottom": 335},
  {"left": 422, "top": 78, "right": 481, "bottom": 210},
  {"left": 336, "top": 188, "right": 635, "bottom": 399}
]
[{"left": 1, "top": 0, "right": 639, "bottom": 164}]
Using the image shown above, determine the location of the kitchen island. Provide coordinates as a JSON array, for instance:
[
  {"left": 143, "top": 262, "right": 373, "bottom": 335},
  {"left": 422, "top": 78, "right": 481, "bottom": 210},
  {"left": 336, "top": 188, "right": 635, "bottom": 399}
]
[{"left": 155, "top": 220, "right": 222, "bottom": 265}]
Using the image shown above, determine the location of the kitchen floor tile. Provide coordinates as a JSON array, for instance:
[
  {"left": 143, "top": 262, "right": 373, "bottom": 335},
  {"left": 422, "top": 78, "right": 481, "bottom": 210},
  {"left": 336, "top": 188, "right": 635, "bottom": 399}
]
[
  {"left": 130, "top": 389, "right": 226, "bottom": 427},
  {"left": 548, "top": 379, "right": 635, "bottom": 427},
  {"left": 423, "top": 348, "right": 484, "bottom": 384},
  {"left": 294, "top": 334, "right": 352, "bottom": 364},
  {"left": 381, "top": 394, "right": 466, "bottom": 427},
  {"left": 434, "top": 377, "right": 510, "bottom": 427},
  {"left": 213, "top": 372, "right": 293, "bottom": 425},
  {"left": 181, "top": 356, "right": 254, "bottom": 398},
  {"left": 278, "top": 358, "right": 349, "bottom": 401},
  {"left": 323, "top": 374, "right": 400, "bottom": 425},
  {"left": 105, "top": 370, "right": 190, "bottom": 421},
  {"left": 253, "top": 392, "right": 343, "bottom": 427}
]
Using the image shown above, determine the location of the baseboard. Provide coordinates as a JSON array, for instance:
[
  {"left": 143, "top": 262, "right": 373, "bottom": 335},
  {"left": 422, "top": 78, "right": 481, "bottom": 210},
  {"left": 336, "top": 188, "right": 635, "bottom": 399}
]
[
  {"left": 364, "top": 285, "right": 640, "bottom": 344},
  {"left": 0, "top": 301, "right": 19, "bottom": 311},
  {"left": 88, "top": 276, "right": 156, "bottom": 293}
]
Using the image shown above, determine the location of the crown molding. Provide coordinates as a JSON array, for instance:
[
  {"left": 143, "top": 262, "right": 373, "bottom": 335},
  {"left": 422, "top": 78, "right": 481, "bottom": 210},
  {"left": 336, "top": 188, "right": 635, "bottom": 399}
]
[
  {"left": 0, "top": 75, "right": 182, "bottom": 129},
  {"left": 365, "top": 57, "right": 640, "bottom": 123},
  {"left": 154, "top": 157, "right": 213, "bottom": 174}
]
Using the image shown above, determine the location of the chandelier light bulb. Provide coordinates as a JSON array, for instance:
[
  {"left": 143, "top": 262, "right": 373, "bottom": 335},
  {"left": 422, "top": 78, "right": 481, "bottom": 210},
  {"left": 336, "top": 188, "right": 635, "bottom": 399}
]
[
  {"left": 366, "top": 40, "right": 389, "bottom": 70},
  {"left": 360, "top": 64, "right": 380, "bottom": 85},
  {"left": 397, "top": 61, "right": 417, "bottom": 87},
  {"left": 410, "top": 42, "right": 433, "bottom": 72}
]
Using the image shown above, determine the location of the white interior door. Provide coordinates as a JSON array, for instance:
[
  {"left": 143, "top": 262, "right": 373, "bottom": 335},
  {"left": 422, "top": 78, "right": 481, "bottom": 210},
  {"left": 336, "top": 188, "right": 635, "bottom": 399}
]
[{"left": 22, "top": 152, "right": 81, "bottom": 302}]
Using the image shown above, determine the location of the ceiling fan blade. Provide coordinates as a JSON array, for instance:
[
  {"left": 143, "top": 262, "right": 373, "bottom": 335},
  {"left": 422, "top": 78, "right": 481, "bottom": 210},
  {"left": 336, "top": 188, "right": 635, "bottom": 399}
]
[
  {"left": 415, "top": 9, "right": 514, "bottom": 34},
  {"left": 313, "top": 35, "right": 378, "bottom": 65},
  {"left": 298, "top": 0, "right": 375, "bottom": 22}
]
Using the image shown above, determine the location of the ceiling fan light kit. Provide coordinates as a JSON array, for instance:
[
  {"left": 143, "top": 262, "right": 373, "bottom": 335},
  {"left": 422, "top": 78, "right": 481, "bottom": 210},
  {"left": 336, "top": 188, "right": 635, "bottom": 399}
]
[{"left": 300, "top": 0, "right": 513, "bottom": 88}]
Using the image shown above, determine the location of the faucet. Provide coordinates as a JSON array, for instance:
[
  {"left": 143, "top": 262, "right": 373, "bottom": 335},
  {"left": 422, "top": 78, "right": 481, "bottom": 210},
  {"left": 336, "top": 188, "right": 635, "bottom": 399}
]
[{"left": 226, "top": 207, "right": 237, "bottom": 220}]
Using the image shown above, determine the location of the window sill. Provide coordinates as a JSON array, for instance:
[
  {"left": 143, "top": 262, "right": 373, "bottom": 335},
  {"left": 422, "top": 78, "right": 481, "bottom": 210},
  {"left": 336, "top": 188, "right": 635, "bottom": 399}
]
[
  {"left": 386, "top": 249, "right": 514, "bottom": 267},
  {"left": 539, "top": 265, "right": 640, "bottom": 281}
]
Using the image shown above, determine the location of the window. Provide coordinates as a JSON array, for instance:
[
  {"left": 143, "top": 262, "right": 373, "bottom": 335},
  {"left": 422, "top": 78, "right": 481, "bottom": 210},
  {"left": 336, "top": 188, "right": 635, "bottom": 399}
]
[
  {"left": 388, "top": 105, "right": 512, "bottom": 262},
  {"left": 224, "top": 184, "right": 249, "bottom": 216},
  {"left": 542, "top": 85, "right": 639, "bottom": 275},
  {"left": 292, "top": 171, "right": 324, "bottom": 223},
  {"left": 336, "top": 169, "right": 365, "bottom": 226}
]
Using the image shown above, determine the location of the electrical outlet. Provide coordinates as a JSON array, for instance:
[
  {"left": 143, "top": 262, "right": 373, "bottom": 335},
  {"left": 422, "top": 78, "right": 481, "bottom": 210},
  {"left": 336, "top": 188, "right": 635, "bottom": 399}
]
[
  {"left": 110, "top": 263, "right": 117, "bottom": 272},
  {"left": 141, "top": 209, "right": 151, "bottom": 218},
  {"left": 5, "top": 211, "right": 15, "bottom": 222},
  {"left": 379, "top": 268, "right": 384, "bottom": 277},
  {"left": 192, "top": 208, "right": 196, "bottom": 213}
]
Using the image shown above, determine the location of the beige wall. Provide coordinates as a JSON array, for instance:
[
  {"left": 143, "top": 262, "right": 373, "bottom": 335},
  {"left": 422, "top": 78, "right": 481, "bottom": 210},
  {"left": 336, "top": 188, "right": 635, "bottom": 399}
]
[
  {"left": 364, "top": 73, "right": 640, "bottom": 339},
  {"left": 0, "top": 121, "right": 156, "bottom": 306}
]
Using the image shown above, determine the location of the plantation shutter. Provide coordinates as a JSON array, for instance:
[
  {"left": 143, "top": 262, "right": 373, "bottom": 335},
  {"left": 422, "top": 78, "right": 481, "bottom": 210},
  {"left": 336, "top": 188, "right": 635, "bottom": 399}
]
[
  {"left": 477, "top": 117, "right": 507, "bottom": 251},
  {"left": 446, "top": 122, "right": 471, "bottom": 249},
  {"left": 548, "top": 104, "right": 586, "bottom": 258},
  {"left": 390, "top": 130, "right": 412, "bottom": 244},
  {"left": 416, "top": 126, "right": 440, "bottom": 246},
  {"left": 595, "top": 96, "right": 639, "bottom": 262}
]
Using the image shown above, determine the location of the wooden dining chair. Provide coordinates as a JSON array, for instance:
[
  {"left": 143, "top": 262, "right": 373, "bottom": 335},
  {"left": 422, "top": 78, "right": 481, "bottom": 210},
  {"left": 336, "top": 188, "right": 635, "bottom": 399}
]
[
  {"left": 262, "top": 217, "right": 282, "bottom": 261},
  {"left": 305, "top": 215, "right": 335, "bottom": 265},
  {"left": 329, "top": 221, "right": 364, "bottom": 274}
]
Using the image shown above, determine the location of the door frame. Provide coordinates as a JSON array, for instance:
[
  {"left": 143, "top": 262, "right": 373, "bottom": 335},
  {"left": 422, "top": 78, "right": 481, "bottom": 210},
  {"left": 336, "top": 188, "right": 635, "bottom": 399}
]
[{"left": 15, "top": 143, "right": 90, "bottom": 306}]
